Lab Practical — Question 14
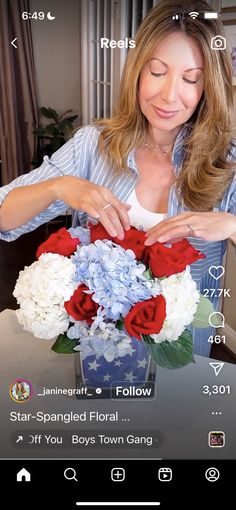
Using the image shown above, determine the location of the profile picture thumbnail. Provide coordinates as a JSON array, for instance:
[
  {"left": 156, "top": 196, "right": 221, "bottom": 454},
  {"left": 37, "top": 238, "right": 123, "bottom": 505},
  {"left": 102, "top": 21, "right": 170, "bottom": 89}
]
[
  {"left": 208, "top": 431, "right": 225, "bottom": 448},
  {"left": 9, "top": 379, "right": 33, "bottom": 403}
]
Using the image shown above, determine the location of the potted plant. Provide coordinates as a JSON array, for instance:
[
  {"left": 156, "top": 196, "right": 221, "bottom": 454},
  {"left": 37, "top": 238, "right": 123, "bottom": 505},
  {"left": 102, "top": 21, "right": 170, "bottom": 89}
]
[{"left": 32, "top": 107, "right": 78, "bottom": 167}]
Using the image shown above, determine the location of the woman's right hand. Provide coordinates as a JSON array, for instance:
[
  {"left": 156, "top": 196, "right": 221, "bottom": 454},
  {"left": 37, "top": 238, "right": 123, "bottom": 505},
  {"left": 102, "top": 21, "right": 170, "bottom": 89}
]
[{"left": 53, "top": 175, "right": 131, "bottom": 239}]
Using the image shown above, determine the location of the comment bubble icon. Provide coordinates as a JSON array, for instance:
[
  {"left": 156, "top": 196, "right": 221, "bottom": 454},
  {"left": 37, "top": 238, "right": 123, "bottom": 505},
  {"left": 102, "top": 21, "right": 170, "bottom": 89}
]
[{"left": 208, "top": 312, "right": 225, "bottom": 328}]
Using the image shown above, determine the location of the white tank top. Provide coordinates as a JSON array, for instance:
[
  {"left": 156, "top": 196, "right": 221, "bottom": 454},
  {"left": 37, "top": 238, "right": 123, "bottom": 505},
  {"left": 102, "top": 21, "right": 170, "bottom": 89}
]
[{"left": 127, "top": 188, "right": 166, "bottom": 231}]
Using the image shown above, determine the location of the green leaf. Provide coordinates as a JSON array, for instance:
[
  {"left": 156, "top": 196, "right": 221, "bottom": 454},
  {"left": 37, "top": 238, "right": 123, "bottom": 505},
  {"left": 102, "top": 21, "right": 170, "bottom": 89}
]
[
  {"left": 57, "top": 117, "right": 77, "bottom": 133},
  {"left": 51, "top": 333, "right": 77, "bottom": 354},
  {"left": 33, "top": 128, "right": 49, "bottom": 136},
  {"left": 45, "top": 124, "right": 59, "bottom": 135},
  {"left": 51, "top": 138, "right": 65, "bottom": 152},
  {"left": 40, "top": 106, "right": 59, "bottom": 122},
  {"left": 191, "top": 295, "right": 221, "bottom": 328},
  {"left": 143, "top": 268, "right": 153, "bottom": 280},
  {"left": 142, "top": 330, "right": 194, "bottom": 369},
  {"left": 59, "top": 109, "right": 74, "bottom": 119},
  {"left": 116, "top": 318, "right": 124, "bottom": 331}
]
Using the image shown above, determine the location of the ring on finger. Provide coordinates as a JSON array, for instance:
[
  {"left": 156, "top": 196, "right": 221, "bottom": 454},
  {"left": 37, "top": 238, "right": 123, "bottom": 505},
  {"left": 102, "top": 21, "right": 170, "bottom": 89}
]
[{"left": 103, "top": 203, "right": 113, "bottom": 211}]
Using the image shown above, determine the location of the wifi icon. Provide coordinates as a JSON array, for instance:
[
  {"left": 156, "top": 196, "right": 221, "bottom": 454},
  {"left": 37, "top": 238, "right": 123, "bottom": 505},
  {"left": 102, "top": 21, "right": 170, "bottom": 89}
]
[{"left": 189, "top": 11, "right": 200, "bottom": 19}]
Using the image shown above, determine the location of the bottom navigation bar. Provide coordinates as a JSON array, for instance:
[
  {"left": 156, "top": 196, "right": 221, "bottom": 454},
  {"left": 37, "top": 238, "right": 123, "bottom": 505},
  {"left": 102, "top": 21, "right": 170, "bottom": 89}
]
[{"left": 1, "top": 459, "right": 233, "bottom": 509}]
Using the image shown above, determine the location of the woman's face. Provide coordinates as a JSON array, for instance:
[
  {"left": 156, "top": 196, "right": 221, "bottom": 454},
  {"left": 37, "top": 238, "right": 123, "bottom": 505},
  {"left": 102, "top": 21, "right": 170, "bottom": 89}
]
[{"left": 138, "top": 32, "right": 204, "bottom": 132}]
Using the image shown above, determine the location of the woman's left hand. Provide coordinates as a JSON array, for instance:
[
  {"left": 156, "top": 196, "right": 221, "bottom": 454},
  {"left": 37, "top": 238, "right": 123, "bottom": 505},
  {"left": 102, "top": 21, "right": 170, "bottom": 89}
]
[{"left": 144, "top": 211, "right": 236, "bottom": 245}]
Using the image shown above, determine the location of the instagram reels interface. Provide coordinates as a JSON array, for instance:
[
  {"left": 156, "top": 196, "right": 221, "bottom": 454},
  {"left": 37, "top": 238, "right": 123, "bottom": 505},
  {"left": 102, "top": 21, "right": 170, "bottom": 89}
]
[{"left": 0, "top": 0, "right": 236, "bottom": 508}]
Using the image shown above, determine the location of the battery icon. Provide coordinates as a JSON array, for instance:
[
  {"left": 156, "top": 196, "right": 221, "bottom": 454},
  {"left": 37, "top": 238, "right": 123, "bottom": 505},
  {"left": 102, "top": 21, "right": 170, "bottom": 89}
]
[{"left": 204, "top": 12, "right": 218, "bottom": 19}]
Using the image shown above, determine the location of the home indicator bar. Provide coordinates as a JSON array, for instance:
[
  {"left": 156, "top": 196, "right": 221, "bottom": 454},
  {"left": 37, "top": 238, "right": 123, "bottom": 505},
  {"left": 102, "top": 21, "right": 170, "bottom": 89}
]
[{"left": 75, "top": 503, "right": 161, "bottom": 507}]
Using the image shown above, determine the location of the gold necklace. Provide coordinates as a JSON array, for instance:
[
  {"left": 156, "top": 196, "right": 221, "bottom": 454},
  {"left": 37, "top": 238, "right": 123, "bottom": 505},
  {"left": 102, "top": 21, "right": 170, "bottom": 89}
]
[{"left": 144, "top": 141, "right": 173, "bottom": 154}]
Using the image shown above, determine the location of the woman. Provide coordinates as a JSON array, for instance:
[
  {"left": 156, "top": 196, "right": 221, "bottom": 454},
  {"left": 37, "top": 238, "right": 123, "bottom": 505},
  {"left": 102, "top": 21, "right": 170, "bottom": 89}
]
[
  {"left": 15, "top": 382, "right": 28, "bottom": 401},
  {"left": 0, "top": 0, "right": 236, "bottom": 356}
]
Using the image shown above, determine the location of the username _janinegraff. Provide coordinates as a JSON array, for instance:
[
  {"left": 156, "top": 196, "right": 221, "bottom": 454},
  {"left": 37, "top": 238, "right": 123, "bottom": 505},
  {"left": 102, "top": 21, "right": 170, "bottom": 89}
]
[{"left": 38, "top": 386, "right": 88, "bottom": 397}]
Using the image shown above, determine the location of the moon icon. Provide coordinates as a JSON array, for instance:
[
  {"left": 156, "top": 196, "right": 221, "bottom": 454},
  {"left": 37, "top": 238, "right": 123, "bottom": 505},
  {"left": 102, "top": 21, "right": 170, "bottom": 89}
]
[{"left": 47, "top": 12, "right": 56, "bottom": 20}]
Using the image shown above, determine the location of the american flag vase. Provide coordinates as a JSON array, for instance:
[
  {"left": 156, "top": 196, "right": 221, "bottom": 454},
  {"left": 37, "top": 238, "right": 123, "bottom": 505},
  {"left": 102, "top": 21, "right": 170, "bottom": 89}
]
[{"left": 74, "top": 335, "right": 156, "bottom": 399}]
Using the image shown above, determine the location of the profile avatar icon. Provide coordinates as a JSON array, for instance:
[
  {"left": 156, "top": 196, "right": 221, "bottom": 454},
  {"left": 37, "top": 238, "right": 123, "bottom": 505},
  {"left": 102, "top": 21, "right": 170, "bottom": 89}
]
[
  {"left": 9, "top": 379, "right": 33, "bottom": 403},
  {"left": 205, "top": 467, "right": 220, "bottom": 482}
]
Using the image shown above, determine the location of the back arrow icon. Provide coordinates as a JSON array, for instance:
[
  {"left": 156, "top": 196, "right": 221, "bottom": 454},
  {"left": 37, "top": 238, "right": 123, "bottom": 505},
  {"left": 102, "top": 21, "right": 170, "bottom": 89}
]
[{"left": 11, "top": 37, "right": 17, "bottom": 48}]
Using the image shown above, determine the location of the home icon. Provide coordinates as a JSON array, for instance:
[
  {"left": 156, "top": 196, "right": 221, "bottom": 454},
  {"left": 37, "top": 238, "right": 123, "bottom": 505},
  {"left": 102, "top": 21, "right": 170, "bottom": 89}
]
[{"left": 16, "top": 468, "right": 31, "bottom": 482}]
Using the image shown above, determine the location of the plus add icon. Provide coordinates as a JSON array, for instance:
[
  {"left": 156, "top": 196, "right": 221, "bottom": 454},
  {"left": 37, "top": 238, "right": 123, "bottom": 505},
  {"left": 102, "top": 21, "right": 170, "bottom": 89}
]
[{"left": 111, "top": 467, "right": 125, "bottom": 482}]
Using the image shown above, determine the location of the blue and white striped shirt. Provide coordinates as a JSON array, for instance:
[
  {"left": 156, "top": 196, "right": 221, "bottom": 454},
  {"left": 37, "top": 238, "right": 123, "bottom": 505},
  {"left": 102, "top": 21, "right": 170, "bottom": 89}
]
[{"left": 0, "top": 124, "right": 236, "bottom": 356}]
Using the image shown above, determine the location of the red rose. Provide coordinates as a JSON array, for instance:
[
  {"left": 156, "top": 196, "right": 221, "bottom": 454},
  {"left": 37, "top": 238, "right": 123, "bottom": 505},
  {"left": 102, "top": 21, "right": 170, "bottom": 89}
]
[
  {"left": 114, "top": 226, "right": 147, "bottom": 260},
  {"left": 36, "top": 227, "right": 80, "bottom": 258},
  {"left": 64, "top": 284, "right": 99, "bottom": 324},
  {"left": 124, "top": 295, "right": 166, "bottom": 340},
  {"left": 89, "top": 222, "right": 146, "bottom": 260},
  {"left": 145, "top": 239, "right": 205, "bottom": 278},
  {"left": 89, "top": 223, "right": 113, "bottom": 243}
]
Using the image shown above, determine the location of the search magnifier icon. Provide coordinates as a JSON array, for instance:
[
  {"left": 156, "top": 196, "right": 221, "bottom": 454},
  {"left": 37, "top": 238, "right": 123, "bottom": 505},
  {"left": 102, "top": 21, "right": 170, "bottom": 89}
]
[{"left": 64, "top": 467, "right": 78, "bottom": 481}]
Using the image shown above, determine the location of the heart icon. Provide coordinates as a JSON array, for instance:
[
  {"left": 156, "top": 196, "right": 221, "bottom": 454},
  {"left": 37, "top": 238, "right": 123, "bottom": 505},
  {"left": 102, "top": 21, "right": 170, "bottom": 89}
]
[{"left": 209, "top": 266, "right": 225, "bottom": 280}]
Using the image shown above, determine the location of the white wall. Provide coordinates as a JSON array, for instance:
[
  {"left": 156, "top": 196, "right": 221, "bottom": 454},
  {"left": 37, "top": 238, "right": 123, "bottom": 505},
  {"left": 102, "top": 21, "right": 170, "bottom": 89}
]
[{"left": 30, "top": 0, "right": 81, "bottom": 127}]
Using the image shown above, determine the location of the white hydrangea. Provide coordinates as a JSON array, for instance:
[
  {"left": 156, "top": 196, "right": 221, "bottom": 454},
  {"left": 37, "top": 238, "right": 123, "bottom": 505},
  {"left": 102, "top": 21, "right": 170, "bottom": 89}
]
[
  {"left": 13, "top": 253, "right": 77, "bottom": 339},
  {"left": 150, "top": 266, "right": 200, "bottom": 343}
]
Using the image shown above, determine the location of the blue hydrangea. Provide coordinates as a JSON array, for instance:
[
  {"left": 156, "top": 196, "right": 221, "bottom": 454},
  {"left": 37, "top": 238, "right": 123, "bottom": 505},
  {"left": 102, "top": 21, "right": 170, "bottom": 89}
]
[
  {"left": 70, "top": 319, "right": 132, "bottom": 362},
  {"left": 67, "top": 311, "right": 132, "bottom": 362},
  {"left": 67, "top": 319, "right": 89, "bottom": 339},
  {"left": 71, "top": 239, "right": 153, "bottom": 320},
  {"left": 69, "top": 226, "right": 90, "bottom": 245},
  {"left": 74, "top": 331, "right": 133, "bottom": 362}
]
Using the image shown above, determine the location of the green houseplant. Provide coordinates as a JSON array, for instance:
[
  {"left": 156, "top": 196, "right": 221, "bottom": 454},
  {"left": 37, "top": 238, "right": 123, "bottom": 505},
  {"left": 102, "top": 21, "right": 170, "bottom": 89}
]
[{"left": 32, "top": 107, "right": 78, "bottom": 167}]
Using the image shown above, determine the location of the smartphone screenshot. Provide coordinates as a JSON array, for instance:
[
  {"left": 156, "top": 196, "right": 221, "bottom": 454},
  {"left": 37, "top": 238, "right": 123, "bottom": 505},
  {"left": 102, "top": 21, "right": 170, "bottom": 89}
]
[{"left": 0, "top": 0, "right": 236, "bottom": 508}]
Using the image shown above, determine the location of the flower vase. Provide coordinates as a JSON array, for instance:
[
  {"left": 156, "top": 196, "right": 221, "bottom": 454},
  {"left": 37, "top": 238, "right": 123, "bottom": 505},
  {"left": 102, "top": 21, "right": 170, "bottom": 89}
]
[{"left": 74, "top": 335, "right": 156, "bottom": 400}]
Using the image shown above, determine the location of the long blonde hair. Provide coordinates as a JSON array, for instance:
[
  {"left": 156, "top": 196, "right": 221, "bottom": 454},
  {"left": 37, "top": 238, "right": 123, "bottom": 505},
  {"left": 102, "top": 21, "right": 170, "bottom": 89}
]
[{"left": 97, "top": 0, "right": 235, "bottom": 211}]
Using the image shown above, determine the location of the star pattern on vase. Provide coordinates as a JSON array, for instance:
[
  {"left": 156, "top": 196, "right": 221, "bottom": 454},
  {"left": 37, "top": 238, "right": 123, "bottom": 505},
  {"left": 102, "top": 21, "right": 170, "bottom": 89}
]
[
  {"left": 124, "top": 371, "right": 137, "bottom": 382},
  {"left": 114, "top": 360, "right": 122, "bottom": 367},
  {"left": 80, "top": 339, "right": 150, "bottom": 388},
  {"left": 88, "top": 359, "right": 101, "bottom": 371},
  {"left": 137, "top": 358, "right": 148, "bottom": 368},
  {"left": 103, "top": 374, "right": 111, "bottom": 381}
]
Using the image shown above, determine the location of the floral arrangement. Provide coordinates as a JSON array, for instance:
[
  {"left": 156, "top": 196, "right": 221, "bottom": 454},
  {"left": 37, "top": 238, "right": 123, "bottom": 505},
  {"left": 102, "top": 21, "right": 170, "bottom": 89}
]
[{"left": 13, "top": 224, "right": 219, "bottom": 369}]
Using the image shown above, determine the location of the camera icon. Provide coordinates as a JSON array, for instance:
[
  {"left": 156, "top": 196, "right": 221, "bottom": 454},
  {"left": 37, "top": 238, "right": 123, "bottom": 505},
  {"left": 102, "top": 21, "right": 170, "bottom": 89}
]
[{"left": 211, "top": 36, "right": 226, "bottom": 50}]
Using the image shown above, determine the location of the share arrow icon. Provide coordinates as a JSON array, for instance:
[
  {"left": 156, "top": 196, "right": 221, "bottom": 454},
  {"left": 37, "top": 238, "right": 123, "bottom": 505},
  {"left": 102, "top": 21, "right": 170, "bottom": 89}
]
[
  {"left": 209, "top": 362, "right": 224, "bottom": 376},
  {"left": 16, "top": 435, "right": 23, "bottom": 443}
]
